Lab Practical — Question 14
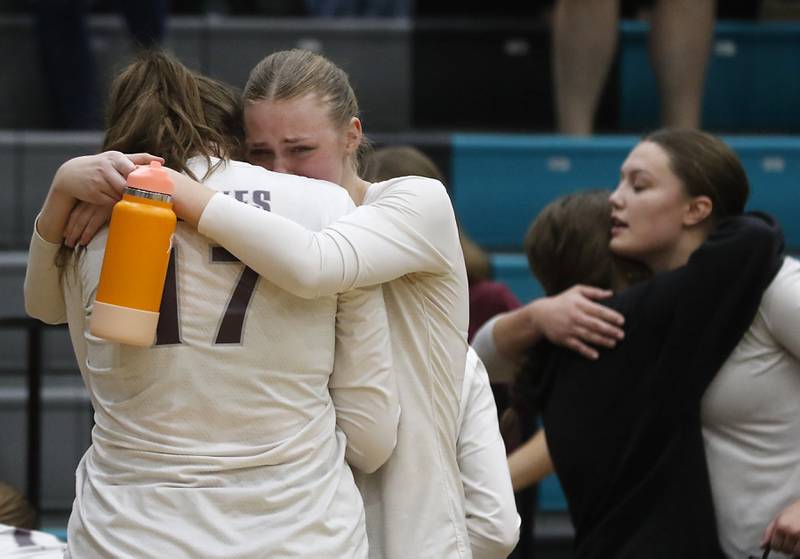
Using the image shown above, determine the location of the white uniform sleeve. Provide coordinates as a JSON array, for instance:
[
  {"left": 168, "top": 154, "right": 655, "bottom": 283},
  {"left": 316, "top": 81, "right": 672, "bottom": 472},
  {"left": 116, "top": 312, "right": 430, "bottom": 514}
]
[
  {"left": 24, "top": 215, "right": 68, "bottom": 324},
  {"left": 762, "top": 257, "right": 800, "bottom": 360},
  {"left": 471, "top": 314, "right": 521, "bottom": 383},
  {"left": 197, "top": 177, "right": 457, "bottom": 298},
  {"left": 329, "top": 284, "right": 400, "bottom": 474},
  {"left": 458, "top": 347, "right": 520, "bottom": 559}
]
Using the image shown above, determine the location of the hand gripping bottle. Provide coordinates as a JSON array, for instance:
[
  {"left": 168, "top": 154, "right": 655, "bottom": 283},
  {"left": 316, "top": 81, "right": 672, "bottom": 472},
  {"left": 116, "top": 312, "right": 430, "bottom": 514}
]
[{"left": 90, "top": 161, "right": 177, "bottom": 346}]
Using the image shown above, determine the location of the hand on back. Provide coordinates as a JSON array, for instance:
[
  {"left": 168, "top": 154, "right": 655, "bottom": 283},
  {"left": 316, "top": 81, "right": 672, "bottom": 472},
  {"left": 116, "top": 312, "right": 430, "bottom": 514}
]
[
  {"left": 535, "top": 285, "right": 625, "bottom": 360},
  {"left": 55, "top": 152, "right": 163, "bottom": 246}
]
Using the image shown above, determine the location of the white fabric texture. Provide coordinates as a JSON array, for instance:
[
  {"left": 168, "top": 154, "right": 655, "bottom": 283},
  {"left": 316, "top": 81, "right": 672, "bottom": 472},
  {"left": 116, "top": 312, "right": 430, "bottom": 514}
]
[
  {"left": 457, "top": 347, "right": 520, "bottom": 559},
  {"left": 702, "top": 256, "right": 800, "bottom": 558},
  {"left": 25, "top": 157, "right": 399, "bottom": 558},
  {"left": 0, "top": 524, "right": 66, "bottom": 558},
  {"left": 199, "top": 175, "right": 472, "bottom": 559}
]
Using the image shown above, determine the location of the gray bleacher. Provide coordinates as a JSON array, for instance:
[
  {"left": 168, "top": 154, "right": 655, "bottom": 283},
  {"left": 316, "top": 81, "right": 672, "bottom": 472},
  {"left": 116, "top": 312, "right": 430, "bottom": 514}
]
[
  {"left": 0, "top": 15, "right": 410, "bottom": 132},
  {"left": 0, "top": 250, "right": 91, "bottom": 513}
]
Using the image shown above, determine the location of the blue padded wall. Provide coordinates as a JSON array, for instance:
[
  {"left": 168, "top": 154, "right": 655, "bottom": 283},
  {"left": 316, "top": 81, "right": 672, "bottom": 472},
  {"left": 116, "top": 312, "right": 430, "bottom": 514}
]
[
  {"left": 620, "top": 21, "right": 800, "bottom": 132},
  {"left": 452, "top": 134, "right": 800, "bottom": 251},
  {"left": 452, "top": 135, "right": 633, "bottom": 251}
]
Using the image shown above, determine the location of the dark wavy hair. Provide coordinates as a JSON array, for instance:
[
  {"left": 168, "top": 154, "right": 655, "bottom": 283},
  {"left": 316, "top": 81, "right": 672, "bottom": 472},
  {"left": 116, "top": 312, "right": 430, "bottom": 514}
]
[{"left": 504, "top": 190, "right": 650, "bottom": 448}]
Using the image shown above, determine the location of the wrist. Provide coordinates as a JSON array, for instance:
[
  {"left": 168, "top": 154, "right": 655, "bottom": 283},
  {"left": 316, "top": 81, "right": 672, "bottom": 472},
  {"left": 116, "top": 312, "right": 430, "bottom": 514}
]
[
  {"left": 37, "top": 187, "right": 77, "bottom": 244},
  {"left": 170, "top": 170, "right": 214, "bottom": 228},
  {"left": 494, "top": 304, "right": 542, "bottom": 358},
  {"left": 525, "top": 298, "right": 546, "bottom": 337}
]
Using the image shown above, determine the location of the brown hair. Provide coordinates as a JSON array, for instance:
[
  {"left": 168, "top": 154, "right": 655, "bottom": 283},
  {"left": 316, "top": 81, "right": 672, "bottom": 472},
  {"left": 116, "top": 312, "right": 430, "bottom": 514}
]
[
  {"left": 364, "top": 145, "right": 492, "bottom": 284},
  {"left": 0, "top": 482, "right": 36, "bottom": 529},
  {"left": 243, "top": 49, "right": 371, "bottom": 174},
  {"left": 57, "top": 49, "right": 244, "bottom": 271},
  {"left": 644, "top": 128, "right": 749, "bottom": 222},
  {"left": 103, "top": 49, "right": 244, "bottom": 179},
  {"left": 505, "top": 191, "right": 650, "bottom": 448},
  {"left": 524, "top": 190, "right": 649, "bottom": 295}
]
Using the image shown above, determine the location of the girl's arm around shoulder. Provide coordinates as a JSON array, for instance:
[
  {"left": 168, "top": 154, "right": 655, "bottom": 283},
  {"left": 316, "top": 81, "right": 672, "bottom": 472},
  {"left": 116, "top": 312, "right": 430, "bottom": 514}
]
[
  {"left": 318, "top": 175, "right": 461, "bottom": 283},
  {"left": 26, "top": 152, "right": 163, "bottom": 323},
  {"left": 689, "top": 212, "right": 784, "bottom": 277},
  {"left": 188, "top": 173, "right": 461, "bottom": 298}
]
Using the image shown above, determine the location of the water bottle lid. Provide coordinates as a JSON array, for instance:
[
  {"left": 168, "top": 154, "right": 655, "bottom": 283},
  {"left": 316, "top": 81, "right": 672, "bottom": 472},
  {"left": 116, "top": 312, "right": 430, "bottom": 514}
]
[{"left": 127, "top": 161, "right": 174, "bottom": 196}]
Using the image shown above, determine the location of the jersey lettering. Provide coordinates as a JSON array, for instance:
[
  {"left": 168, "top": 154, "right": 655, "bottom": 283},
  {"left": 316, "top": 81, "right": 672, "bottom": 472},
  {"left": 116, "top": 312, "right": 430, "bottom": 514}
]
[
  {"left": 154, "top": 246, "right": 259, "bottom": 346},
  {"left": 211, "top": 247, "right": 260, "bottom": 344},
  {"left": 155, "top": 248, "right": 181, "bottom": 345}
]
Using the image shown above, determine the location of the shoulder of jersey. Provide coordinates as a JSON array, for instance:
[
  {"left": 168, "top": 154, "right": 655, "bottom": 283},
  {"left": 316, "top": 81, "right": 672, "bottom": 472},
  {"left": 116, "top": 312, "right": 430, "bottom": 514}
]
[
  {"left": 369, "top": 175, "right": 448, "bottom": 199},
  {"left": 224, "top": 160, "right": 355, "bottom": 228},
  {"left": 379, "top": 175, "right": 444, "bottom": 189},
  {"left": 764, "top": 255, "right": 800, "bottom": 302}
]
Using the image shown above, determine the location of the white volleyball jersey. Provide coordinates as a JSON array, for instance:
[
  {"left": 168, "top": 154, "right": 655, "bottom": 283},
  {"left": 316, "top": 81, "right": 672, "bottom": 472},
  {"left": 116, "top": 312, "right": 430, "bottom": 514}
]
[
  {"left": 702, "top": 257, "right": 800, "bottom": 558},
  {"left": 199, "top": 175, "right": 472, "bottom": 558},
  {"left": 26, "top": 157, "right": 398, "bottom": 558},
  {"left": 0, "top": 524, "right": 66, "bottom": 558},
  {"left": 457, "top": 348, "right": 520, "bottom": 559}
]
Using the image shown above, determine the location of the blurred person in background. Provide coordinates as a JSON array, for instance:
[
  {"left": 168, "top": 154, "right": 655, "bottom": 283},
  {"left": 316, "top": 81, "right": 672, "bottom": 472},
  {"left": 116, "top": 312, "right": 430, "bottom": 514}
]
[
  {"left": 31, "top": 0, "right": 169, "bottom": 129},
  {"left": 364, "top": 145, "right": 521, "bottom": 344},
  {"left": 552, "top": 0, "right": 716, "bottom": 134},
  {"left": 364, "top": 144, "right": 520, "bottom": 558}
]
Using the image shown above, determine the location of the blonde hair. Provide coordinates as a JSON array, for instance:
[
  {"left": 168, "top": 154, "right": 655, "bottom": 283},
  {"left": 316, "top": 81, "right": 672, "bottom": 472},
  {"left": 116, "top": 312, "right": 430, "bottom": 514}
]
[{"left": 244, "top": 49, "right": 370, "bottom": 173}]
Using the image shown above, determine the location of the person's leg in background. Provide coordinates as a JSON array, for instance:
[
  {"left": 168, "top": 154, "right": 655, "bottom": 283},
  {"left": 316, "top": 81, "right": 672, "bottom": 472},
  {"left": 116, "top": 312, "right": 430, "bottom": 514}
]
[
  {"left": 649, "top": 0, "right": 716, "bottom": 129},
  {"left": 551, "top": 0, "right": 620, "bottom": 135},
  {"left": 32, "top": 0, "right": 100, "bottom": 129}
]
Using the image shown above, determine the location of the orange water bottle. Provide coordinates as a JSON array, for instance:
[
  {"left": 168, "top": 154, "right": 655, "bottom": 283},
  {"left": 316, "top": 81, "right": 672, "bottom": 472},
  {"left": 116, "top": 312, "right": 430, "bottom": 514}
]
[{"left": 90, "top": 161, "right": 176, "bottom": 346}]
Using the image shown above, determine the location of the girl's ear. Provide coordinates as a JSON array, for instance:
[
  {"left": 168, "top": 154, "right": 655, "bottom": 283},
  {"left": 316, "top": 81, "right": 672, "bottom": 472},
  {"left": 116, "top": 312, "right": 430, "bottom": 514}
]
[
  {"left": 684, "top": 195, "right": 713, "bottom": 227},
  {"left": 344, "top": 116, "right": 362, "bottom": 155}
]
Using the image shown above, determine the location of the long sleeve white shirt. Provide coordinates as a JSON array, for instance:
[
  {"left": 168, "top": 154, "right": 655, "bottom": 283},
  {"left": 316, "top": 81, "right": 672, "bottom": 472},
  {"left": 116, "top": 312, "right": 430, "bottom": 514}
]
[
  {"left": 702, "top": 256, "right": 800, "bottom": 558},
  {"left": 24, "top": 158, "right": 399, "bottom": 558},
  {"left": 198, "top": 175, "right": 472, "bottom": 559},
  {"left": 458, "top": 347, "right": 520, "bottom": 559}
]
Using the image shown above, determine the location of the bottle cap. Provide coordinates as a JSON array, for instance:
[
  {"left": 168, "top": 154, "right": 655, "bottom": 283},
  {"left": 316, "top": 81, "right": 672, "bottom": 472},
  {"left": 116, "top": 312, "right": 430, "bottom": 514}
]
[{"left": 127, "top": 161, "right": 174, "bottom": 196}]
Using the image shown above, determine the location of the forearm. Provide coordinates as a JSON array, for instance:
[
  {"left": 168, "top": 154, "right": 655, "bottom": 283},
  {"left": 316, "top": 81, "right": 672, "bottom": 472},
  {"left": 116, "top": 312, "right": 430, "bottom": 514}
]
[
  {"left": 471, "top": 315, "right": 524, "bottom": 383},
  {"left": 24, "top": 216, "right": 67, "bottom": 324},
  {"left": 23, "top": 172, "right": 80, "bottom": 322},
  {"left": 170, "top": 170, "right": 346, "bottom": 298},
  {"left": 168, "top": 168, "right": 216, "bottom": 229},
  {"left": 492, "top": 303, "right": 545, "bottom": 358},
  {"left": 178, "top": 171, "right": 459, "bottom": 298},
  {"left": 508, "top": 429, "right": 554, "bottom": 492},
  {"left": 200, "top": 192, "right": 351, "bottom": 298},
  {"left": 37, "top": 177, "right": 78, "bottom": 243}
]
